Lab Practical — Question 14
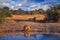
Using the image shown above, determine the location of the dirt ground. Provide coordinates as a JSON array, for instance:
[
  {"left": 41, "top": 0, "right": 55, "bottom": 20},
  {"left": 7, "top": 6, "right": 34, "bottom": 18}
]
[{"left": 0, "top": 20, "right": 60, "bottom": 33}]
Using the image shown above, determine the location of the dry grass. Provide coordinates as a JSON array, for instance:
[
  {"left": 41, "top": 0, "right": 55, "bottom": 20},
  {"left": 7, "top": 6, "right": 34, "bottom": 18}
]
[{"left": 5, "top": 14, "right": 46, "bottom": 20}]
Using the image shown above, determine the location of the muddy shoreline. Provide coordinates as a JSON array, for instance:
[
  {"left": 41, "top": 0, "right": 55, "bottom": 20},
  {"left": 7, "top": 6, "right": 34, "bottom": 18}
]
[{"left": 0, "top": 20, "right": 60, "bottom": 33}]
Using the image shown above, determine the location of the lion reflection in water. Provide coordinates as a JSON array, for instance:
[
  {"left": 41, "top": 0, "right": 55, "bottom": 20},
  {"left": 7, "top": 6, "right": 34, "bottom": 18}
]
[
  {"left": 24, "top": 32, "right": 31, "bottom": 37},
  {"left": 24, "top": 25, "right": 31, "bottom": 31}
]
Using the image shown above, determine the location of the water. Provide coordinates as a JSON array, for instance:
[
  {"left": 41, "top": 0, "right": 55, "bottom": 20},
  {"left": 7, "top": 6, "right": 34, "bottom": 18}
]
[{"left": 0, "top": 32, "right": 60, "bottom": 40}]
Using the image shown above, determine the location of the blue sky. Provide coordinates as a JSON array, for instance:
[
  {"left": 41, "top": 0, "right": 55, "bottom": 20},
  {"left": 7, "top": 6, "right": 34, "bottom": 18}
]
[{"left": 0, "top": 0, "right": 60, "bottom": 11}]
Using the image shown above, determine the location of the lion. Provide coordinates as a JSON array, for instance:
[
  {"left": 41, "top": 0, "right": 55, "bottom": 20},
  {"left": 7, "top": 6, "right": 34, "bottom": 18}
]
[{"left": 24, "top": 25, "right": 31, "bottom": 31}]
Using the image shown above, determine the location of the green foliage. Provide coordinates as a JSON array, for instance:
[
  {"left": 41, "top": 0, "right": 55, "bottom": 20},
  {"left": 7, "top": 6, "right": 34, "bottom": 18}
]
[
  {"left": 37, "top": 9, "right": 45, "bottom": 14},
  {"left": 0, "top": 8, "right": 6, "bottom": 23},
  {"left": 0, "top": 4, "right": 60, "bottom": 23},
  {"left": 0, "top": 7, "right": 12, "bottom": 23},
  {"left": 46, "top": 4, "right": 60, "bottom": 22},
  {"left": 12, "top": 8, "right": 45, "bottom": 15}
]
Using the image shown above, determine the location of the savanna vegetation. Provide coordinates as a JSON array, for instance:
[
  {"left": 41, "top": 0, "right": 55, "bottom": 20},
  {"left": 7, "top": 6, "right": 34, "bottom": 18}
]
[
  {"left": 0, "top": 4, "right": 60, "bottom": 23},
  {"left": 0, "top": 4, "right": 60, "bottom": 33}
]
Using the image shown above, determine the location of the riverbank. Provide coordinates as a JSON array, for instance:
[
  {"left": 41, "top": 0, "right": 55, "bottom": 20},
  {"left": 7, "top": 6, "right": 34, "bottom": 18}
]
[{"left": 0, "top": 20, "right": 60, "bottom": 33}]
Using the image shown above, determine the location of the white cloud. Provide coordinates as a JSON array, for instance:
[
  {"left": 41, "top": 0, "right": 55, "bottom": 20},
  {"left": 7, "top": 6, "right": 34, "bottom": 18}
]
[
  {"left": 18, "top": 3, "right": 22, "bottom": 6},
  {"left": 30, "top": 4, "right": 37, "bottom": 8},
  {"left": 2, "top": 3, "right": 10, "bottom": 7},
  {"left": 41, "top": 5, "right": 50, "bottom": 10},
  {"left": 2, "top": 2, "right": 15, "bottom": 10},
  {"left": 10, "top": 1, "right": 16, "bottom": 4},
  {"left": 27, "top": 3, "right": 50, "bottom": 11},
  {"left": 0, "top": 0, "right": 22, "bottom": 10},
  {"left": 0, "top": 0, "right": 5, "bottom": 2},
  {"left": 16, "top": 3, "right": 22, "bottom": 6},
  {"left": 0, "top": 0, "right": 59, "bottom": 10},
  {"left": 11, "top": 6, "right": 14, "bottom": 9}
]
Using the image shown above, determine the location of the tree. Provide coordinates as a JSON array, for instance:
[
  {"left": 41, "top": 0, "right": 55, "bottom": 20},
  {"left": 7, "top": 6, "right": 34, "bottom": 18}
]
[
  {"left": 3, "top": 7, "right": 12, "bottom": 17},
  {"left": 0, "top": 8, "right": 6, "bottom": 23},
  {"left": 46, "top": 4, "right": 59, "bottom": 22},
  {"left": 17, "top": 8, "right": 24, "bottom": 15},
  {"left": 0, "top": 7, "right": 12, "bottom": 23},
  {"left": 37, "top": 9, "right": 45, "bottom": 14}
]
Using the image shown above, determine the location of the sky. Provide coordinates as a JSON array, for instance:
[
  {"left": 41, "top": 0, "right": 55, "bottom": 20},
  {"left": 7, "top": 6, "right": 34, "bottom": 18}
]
[{"left": 0, "top": 0, "right": 60, "bottom": 11}]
